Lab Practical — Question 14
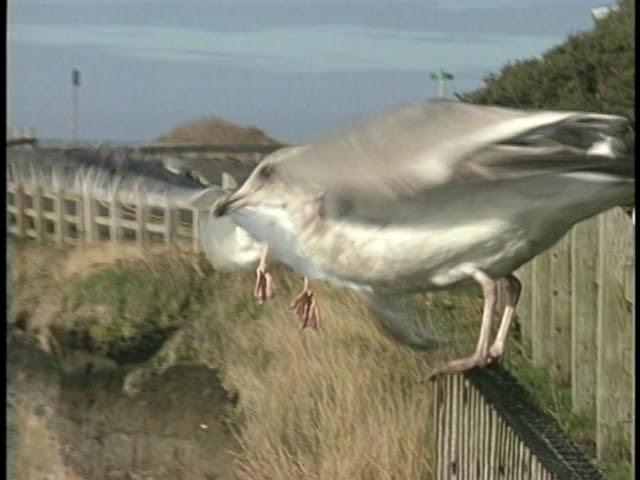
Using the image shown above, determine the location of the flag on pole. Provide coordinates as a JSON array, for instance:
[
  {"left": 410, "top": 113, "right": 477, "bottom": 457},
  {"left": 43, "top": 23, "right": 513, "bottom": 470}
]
[
  {"left": 430, "top": 70, "right": 455, "bottom": 81},
  {"left": 442, "top": 71, "right": 454, "bottom": 80},
  {"left": 72, "top": 69, "right": 81, "bottom": 86}
]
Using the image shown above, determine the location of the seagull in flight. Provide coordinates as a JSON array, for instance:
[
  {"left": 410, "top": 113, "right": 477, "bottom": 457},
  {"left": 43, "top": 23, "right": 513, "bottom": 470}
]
[{"left": 202, "top": 99, "right": 634, "bottom": 377}]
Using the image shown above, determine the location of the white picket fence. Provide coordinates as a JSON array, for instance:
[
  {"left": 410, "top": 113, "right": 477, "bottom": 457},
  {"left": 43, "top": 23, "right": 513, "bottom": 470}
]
[{"left": 7, "top": 162, "right": 201, "bottom": 252}]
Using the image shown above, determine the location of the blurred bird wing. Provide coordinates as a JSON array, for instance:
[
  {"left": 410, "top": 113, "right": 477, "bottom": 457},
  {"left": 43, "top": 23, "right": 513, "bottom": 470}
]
[{"left": 273, "top": 100, "right": 628, "bottom": 221}]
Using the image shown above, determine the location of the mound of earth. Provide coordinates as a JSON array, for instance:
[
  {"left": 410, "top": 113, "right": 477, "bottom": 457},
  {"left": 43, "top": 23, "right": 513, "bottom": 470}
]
[
  {"left": 8, "top": 244, "right": 239, "bottom": 480},
  {"left": 156, "top": 117, "right": 280, "bottom": 145},
  {"left": 153, "top": 117, "right": 283, "bottom": 185},
  {"left": 8, "top": 336, "right": 238, "bottom": 480}
]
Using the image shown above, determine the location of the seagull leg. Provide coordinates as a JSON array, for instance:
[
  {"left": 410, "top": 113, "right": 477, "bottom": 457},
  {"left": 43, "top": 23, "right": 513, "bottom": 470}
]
[
  {"left": 487, "top": 275, "right": 522, "bottom": 362},
  {"left": 290, "top": 277, "right": 321, "bottom": 330},
  {"left": 254, "top": 245, "right": 276, "bottom": 304},
  {"left": 429, "top": 270, "right": 497, "bottom": 379}
]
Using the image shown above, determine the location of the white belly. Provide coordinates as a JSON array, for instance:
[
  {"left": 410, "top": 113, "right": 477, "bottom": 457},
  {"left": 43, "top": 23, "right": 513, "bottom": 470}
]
[
  {"left": 308, "top": 216, "right": 532, "bottom": 291},
  {"left": 231, "top": 206, "right": 326, "bottom": 279},
  {"left": 232, "top": 200, "right": 536, "bottom": 292}
]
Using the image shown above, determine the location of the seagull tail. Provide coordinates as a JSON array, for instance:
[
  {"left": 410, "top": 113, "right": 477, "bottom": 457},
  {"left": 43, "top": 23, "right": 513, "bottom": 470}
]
[{"left": 579, "top": 153, "right": 635, "bottom": 182}]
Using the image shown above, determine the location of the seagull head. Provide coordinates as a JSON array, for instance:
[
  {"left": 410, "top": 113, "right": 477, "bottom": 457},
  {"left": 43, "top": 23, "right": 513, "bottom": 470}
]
[
  {"left": 213, "top": 157, "right": 288, "bottom": 217},
  {"left": 213, "top": 145, "right": 321, "bottom": 218}
]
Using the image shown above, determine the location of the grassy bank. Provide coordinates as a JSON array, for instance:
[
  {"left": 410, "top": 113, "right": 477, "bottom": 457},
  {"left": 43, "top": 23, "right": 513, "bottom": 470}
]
[
  {"left": 11, "top": 240, "right": 617, "bottom": 477},
  {"left": 9, "top": 242, "right": 486, "bottom": 479}
]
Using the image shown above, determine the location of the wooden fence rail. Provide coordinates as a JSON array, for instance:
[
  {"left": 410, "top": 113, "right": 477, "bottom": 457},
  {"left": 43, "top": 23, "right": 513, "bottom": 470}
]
[
  {"left": 434, "top": 374, "right": 555, "bottom": 480},
  {"left": 434, "top": 365, "right": 610, "bottom": 480},
  {"left": 4, "top": 137, "right": 283, "bottom": 252}
]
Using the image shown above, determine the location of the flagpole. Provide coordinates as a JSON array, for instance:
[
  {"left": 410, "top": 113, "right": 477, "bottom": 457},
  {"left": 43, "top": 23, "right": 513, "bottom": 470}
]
[
  {"left": 71, "top": 68, "right": 80, "bottom": 143},
  {"left": 430, "top": 69, "right": 454, "bottom": 99}
]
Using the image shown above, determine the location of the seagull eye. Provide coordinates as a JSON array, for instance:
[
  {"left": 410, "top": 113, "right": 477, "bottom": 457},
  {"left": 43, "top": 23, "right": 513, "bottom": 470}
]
[{"left": 259, "top": 165, "right": 275, "bottom": 180}]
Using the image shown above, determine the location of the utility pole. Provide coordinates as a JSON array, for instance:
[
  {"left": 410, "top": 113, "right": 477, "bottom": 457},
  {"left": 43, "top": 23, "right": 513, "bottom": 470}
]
[
  {"left": 71, "top": 68, "right": 80, "bottom": 143},
  {"left": 430, "top": 69, "right": 454, "bottom": 99}
]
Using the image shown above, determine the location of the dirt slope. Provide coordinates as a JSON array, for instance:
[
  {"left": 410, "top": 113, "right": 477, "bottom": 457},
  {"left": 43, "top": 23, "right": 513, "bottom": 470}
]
[{"left": 156, "top": 118, "right": 279, "bottom": 145}]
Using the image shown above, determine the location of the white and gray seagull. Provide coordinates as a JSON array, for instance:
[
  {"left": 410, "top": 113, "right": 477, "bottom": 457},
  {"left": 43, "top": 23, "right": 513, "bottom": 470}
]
[{"left": 199, "top": 99, "right": 635, "bottom": 377}]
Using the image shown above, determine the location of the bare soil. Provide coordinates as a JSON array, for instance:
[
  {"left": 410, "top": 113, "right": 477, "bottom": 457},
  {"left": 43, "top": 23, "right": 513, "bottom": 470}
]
[
  {"left": 8, "top": 334, "right": 239, "bottom": 480},
  {"left": 156, "top": 118, "right": 279, "bottom": 145}
]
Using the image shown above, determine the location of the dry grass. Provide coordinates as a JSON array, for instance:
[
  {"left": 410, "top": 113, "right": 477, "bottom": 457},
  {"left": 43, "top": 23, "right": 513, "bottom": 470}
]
[
  {"left": 9, "top": 241, "right": 486, "bottom": 480},
  {"left": 195, "top": 278, "right": 440, "bottom": 480}
]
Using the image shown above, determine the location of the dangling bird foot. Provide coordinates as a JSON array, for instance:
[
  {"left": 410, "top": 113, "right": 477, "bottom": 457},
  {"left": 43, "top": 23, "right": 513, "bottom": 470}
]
[
  {"left": 427, "top": 351, "right": 497, "bottom": 381},
  {"left": 290, "top": 285, "right": 321, "bottom": 330},
  {"left": 254, "top": 265, "right": 276, "bottom": 304}
]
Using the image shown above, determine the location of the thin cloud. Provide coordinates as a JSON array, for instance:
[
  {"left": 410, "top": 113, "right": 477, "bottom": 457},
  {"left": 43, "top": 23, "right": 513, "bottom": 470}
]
[{"left": 9, "top": 23, "right": 562, "bottom": 74}]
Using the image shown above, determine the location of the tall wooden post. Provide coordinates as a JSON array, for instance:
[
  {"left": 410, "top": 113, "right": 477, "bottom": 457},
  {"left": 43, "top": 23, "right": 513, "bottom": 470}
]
[
  {"left": 571, "top": 219, "right": 599, "bottom": 414},
  {"left": 83, "top": 193, "right": 95, "bottom": 244},
  {"left": 54, "top": 190, "right": 64, "bottom": 246},
  {"left": 135, "top": 191, "right": 145, "bottom": 248},
  {"left": 596, "top": 209, "right": 633, "bottom": 466},
  {"left": 13, "top": 185, "right": 25, "bottom": 238},
  {"left": 550, "top": 234, "right": 572, "bottom": 386},
  {"left": 109, "top": 192, "right": 119, "bottom": 245},
  {"left": 516, "top": 262, "right": 533, "bottom": 357},
  {"left": 531, "top": 254, "right": 552, "bottom": 368},
  {"left": 32, "top": 187, "right": 44, "bottom": 244}
]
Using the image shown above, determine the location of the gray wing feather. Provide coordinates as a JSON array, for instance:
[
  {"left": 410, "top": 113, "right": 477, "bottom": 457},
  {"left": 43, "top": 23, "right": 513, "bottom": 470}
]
[{"left": 272, "top": 100, "right": 629, "bottom": 222}]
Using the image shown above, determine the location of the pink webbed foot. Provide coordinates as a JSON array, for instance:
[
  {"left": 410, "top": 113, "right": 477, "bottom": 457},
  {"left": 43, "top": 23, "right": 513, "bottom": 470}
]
[
  {"left": 290, "top": 279, "right": 321, "bottom": 330},
  {"left": 254, "top": 266, "right": 276, "bottom": 304},
  {"left": 427, "top": 352, "right": 496, "bottom": 381}
]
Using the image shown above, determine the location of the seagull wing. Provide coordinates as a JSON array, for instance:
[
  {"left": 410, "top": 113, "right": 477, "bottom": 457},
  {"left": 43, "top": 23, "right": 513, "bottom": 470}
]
[{"left": 274, "top": 100, "right": 630, "bottom": 223}]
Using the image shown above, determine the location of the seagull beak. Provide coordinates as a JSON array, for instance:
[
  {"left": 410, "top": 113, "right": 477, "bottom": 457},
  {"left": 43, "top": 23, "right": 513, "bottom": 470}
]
[{"left": 213, "top": 191, "right": 249, "bottom": 217}]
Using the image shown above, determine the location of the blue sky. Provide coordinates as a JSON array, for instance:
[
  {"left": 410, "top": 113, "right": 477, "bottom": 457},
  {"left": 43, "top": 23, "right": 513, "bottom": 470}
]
[{"left": 8, "top": 0, "right": 605, "bottom": 143}]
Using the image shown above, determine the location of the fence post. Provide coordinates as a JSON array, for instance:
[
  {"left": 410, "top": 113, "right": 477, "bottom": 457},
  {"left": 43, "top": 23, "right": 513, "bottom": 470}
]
[
  {"left": 135, "top": 190, "right": 145, "bottom": 248},
  {"left": 32, "top": 187, "right": 44, "bottom": 244},
  {"left": 74, "top": 194, "right": 84, "bottom": 245},
  {"left": 596, "top": 209, "right": 633, "bottom": 467},
  {"left": 571, "top": 218, "right": 599, "bottom": 414},
  {"left": 109, "top": 192, "right": 119, "bottom": 245},
  {"left": 549, "top": 234, "right": 572, "bottom": 386},
  {"left": 515, "top": 262, "right": 533, "bottom": 357},
  {"left": 625, "top": 255, "right": 635, "bottom": 479},
  {"left": 531, "top": 253, "right": 552, "bottom": 368},
  {"left": 13, "top": 184, "right": 25, "bottom": 238},
  {"left": 54, "top": 190, "right": 64, "bottom": 246}
]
